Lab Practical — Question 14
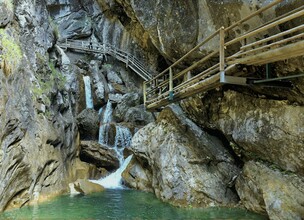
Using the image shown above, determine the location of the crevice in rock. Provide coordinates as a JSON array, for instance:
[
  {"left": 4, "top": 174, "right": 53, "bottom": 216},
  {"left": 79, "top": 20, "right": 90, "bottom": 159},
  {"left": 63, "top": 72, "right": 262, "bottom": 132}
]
[
  {"left": 111, "top": 3, "right": 131, "bottom": 26},
  {"left": 203, "top": 127, "right": 243, "bottom": 168}
]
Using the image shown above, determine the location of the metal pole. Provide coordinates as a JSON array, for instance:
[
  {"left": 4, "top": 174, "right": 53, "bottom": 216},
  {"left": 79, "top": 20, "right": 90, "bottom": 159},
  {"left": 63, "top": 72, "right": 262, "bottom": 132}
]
[
  {"left": 266, "top": 63, "right": 270, "bottom": 79},
  {"left": 169, "top": 67, "right": 174, "bottom": 101}
]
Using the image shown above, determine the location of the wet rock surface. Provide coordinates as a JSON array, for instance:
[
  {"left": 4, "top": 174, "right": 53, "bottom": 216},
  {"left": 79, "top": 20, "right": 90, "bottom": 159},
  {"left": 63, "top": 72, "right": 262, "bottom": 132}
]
[
  {"left": 0, "top": 1, "right": 303, "bottom": 219},
  {"left": 236, "top": 161, "right": 304, "bottom": 220},
  {"left": 79, "top": 141, "right": 120, "bottom": 171},
  {"left": 72, "top": 179, "right": 105, "bottom": 195},
  {"left": 181, "top": 90, "right": 304, "bottom": 175},
  {"left": 77, "top": 109, "right": 99, "bottom": 140},
  {"left": 127, "top": 105, "right": 240, "bottom": 207}
]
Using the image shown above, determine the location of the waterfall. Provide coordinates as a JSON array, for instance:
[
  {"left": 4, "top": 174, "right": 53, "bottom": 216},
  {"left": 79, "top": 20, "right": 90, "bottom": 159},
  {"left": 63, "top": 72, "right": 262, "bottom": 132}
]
[
  {"left": 114, "top": 126, "right": 132, "bottom": 164},
  {"left": 98, "top": 102, "right": 113, "bottom": 145},
  {"left": 98, "top": 124, "right": 110, "bottom": 146},
  {"left": 95, "top": 100, "right": 133, "bottom": 189},
  {"left": 83, "top": 76, "right": 93, "bottom": 109},
  {"left": 90, "top": 155, "right": 133, "bottom": 189},
  {"left": 102, "top": 101, "right": 112, "bottom": 124}
]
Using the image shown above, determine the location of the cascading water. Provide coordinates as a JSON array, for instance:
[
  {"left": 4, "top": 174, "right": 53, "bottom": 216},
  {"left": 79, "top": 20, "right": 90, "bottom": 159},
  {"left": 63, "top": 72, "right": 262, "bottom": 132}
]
[
  {"left": 83, "top": 76, "right": 93, "bottom": 109},
  {"left": 114, "top": 125, "right": 132, "bottom": 164},
  {"left": 98, "top": 102, "right": 113, "bottom": 146},
  {"left": 95, "top": 101, "right": 133, "bottom": 189},
  {"left": 90, "top": 155, "right": 133, "bottom": 189}
]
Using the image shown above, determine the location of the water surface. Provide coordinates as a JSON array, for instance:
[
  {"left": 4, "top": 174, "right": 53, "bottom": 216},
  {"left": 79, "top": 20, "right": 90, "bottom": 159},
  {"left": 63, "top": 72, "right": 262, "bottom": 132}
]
[{"left": 1, "top": 189, "right": 267, "bottom": 220}]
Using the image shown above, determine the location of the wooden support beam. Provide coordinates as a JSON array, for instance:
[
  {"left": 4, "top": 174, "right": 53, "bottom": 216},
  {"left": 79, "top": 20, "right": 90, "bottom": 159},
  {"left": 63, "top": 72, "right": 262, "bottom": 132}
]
[
  {"left": 143, "top": 82, "right": 147, "bottom": 106},
  {"left": 219, "top": 27, "right": 225, "bottom": 73}
]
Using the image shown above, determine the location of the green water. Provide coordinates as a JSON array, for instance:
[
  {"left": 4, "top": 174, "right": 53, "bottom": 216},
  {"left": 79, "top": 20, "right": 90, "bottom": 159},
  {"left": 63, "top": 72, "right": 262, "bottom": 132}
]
[{"left": 1, "top": 189, "right": 267, "bottom": 220}]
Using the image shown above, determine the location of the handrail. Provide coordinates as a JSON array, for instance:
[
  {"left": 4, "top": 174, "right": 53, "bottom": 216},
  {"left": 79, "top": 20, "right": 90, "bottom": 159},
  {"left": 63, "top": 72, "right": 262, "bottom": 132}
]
[
  {"left": 226, "top": 9, "right": 304, "bottom": 46},
  {"left": 143, "top": 0, "right": 304, "bottom": 111},
  {"left": 147, "top": 28, "right": 222, "bottom": 83},
  {"left": 58, "top": 40, "right": 153, "bottom": 81},
  {"left": 225, "top": 0, "right": 284, "bottom": 31}
]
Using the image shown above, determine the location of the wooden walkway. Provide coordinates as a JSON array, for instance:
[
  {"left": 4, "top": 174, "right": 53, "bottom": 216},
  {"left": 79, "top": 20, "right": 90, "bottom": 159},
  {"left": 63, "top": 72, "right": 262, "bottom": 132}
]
[
  {"left": 144, "top": 0, "right": 304, "bottom": 111},
  {"left": 57, "top": 40, "right": 153, "bottom": 81}
]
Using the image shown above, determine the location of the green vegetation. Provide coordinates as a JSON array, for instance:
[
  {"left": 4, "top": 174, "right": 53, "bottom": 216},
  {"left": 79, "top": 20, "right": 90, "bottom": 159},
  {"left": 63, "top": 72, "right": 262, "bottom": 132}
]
[
  {"left": 0, "top": 29, "right": 22, "bottom": 75},
  {"left": 102, "top": 63, "right": 112, "bottom": 70},
  {"left": 48, "top": 17, "right": 60, "bottom": 39},
  {"left": 32, "top": 62, "right": 66, "bottom": 106}
]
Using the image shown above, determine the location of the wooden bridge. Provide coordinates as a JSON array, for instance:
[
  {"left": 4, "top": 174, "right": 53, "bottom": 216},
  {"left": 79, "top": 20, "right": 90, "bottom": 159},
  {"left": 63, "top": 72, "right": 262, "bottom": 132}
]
[
  {"left": 57, "top": 40, "right": 153, "bottom": 81},
  {"left": 143, "top": 0, "right": 304, "bottom": 111}
]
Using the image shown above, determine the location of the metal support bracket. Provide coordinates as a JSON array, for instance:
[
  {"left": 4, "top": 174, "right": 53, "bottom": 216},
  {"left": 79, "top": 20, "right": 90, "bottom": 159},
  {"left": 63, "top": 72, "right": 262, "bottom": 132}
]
[{"left": 220, "top": 72, "right": 247, "bottom": 85}]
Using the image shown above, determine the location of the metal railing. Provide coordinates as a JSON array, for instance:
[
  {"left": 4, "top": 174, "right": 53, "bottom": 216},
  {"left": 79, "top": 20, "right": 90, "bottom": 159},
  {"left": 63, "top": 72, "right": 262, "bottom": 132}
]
[
  {"left": 144, "top": 0, "right": 304, "bottom": 111},
  {"left": 58, "top": 40, "right": 153, "bottom": 81}
]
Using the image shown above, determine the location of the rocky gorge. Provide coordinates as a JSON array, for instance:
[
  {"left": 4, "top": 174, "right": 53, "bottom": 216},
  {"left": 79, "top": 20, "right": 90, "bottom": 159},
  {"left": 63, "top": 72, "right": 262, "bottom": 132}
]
[{"left": 0, "top": 0, "right": 303, "bottom": 219}]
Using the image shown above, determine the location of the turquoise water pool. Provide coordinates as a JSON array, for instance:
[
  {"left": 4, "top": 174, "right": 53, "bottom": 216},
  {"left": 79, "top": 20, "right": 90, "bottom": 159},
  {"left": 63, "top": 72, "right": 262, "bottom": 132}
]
[{"left": 1, "top": 189, "right": 267, "bottom": 220}]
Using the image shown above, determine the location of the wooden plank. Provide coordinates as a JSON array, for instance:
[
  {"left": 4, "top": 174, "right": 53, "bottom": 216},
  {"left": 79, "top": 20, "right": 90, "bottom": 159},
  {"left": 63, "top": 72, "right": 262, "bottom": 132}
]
[
  {"left": 241, "top": 24, "right": 304, "bottom": 50},
  {"left": 232, "top": 32, "right": 304, "bottom": 58},
  {"left": 226, "top": 9, "right": 304, "bottom": 46},
  {"left": 228, "top": 40, "right": 304, "bottom": 66},
  {"left": 225, "top": 0, "right": 284, "bottom": 31}
]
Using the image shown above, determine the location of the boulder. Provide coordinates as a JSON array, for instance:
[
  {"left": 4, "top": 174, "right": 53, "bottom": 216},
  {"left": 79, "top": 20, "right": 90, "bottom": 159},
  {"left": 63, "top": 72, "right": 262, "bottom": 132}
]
[
  {"left": 89, "top": 60, "right": 108, "bottom": 108},
  {"left": 77, "top": 109, "right": 99, "bottom": 140},
  {"left": 107, "top": 70, "right": 123, "bottom": 84},
  {"left": 122, "top": 157, "right": 153, "bottom": 192},
  {"left": 108, "top": 93, "right": 123, "bottom": 103},
  {"left": 236, "top": 161, "right": 304, "bottom": 220},
  {"left": 128, "top": 105, "right": 240, "bottom": 207},
  {"left": 72, "top": 179, "right": 104, "bottom": 195},
  {"left": 113, "top": 93, "right": 154, "bottom": 125},
  {"left": 124, "top": 105, "right": 154, "bottom": 126},
  {"left": 182, "top": 90, "right": 304, "bottom": 175},
  {"left": 55, "top": 10, "right": 92, "bottom": 40},
  {"left": 79, "top": 140, "right": 120, "bottom": 171}
]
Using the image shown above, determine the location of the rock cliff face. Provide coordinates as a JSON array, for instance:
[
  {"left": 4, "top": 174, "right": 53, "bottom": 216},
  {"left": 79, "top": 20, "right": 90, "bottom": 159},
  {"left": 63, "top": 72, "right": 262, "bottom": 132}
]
[
  {"left": 0, "top": 0, "right": 79, "bottom": 211},
  {"left": 1, "top": 0, "right": 304, "bottom": 219}
]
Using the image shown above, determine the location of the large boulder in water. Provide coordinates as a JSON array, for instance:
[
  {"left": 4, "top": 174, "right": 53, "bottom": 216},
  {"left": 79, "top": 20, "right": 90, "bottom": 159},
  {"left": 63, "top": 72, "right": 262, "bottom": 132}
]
[
  {"left": 79, "top": 141, "right": 120, "bottom": 171},
  {"left": 77, "top": 109, "right": 99, "bottom": 140},
  {"left": 122, "top": 157, "right": 153, "bottom": 192},
  {"left": 71, "top": 179, "right": 104, "bottom": 195},
  {"left": 126, "top": 104, "right": 240, "bottom": 207}
]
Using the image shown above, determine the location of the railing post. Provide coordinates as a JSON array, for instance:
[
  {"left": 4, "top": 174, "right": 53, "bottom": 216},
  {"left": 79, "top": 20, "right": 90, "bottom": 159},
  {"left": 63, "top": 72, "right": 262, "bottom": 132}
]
[
  {"left": 169, "top": 67, "right": 174, "bottom": 101},
  {"left": 187, "top": 71, "right": 191, "bottom": 80},
  {"left": 143, "top": 81, "right": 147, "bottom": 107},
  {"left": 219, "top": 26, "right": 226, "bottom": 82}
]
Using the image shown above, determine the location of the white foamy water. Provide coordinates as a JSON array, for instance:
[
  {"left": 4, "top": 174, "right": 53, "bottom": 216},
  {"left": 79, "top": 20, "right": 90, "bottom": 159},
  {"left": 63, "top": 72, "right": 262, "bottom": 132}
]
[
  {"left": 90, "top": 155, "right": 133, "bottom": 189},
  {"left": 83, "top": 76, "right": 93, "bottom": 109}
]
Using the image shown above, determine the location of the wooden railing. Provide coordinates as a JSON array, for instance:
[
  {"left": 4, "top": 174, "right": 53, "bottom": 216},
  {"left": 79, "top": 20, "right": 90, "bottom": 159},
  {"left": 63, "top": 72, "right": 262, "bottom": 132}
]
[
  {"left": 144, "top": 0, "right": 304, "bottom": 111},
  {"left": 58, "top": 40, "right": 153, "bottom": 81}
]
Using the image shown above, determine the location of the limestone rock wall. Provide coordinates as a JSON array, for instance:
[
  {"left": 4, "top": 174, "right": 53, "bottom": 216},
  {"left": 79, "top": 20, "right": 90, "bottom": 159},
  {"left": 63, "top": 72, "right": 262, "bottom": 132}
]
[
  {"left": 0, "top": 0, "right": 79, "bottom": 211},
  {"left": 124, "top": 105, "right": 240, "bottom": 207}
]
